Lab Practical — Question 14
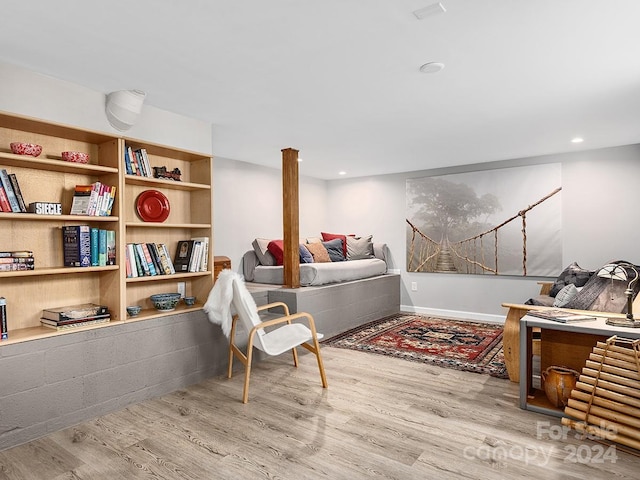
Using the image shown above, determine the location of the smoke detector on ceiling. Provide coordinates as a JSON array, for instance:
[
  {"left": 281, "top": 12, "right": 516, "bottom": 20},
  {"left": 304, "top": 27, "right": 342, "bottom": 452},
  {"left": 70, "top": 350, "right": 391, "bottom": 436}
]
[
  {"left": 413, "top": 2, "right": 446, "bottom": 19},
  {"left": 419, "top": 62, "right": 445, "bottom": 74}
]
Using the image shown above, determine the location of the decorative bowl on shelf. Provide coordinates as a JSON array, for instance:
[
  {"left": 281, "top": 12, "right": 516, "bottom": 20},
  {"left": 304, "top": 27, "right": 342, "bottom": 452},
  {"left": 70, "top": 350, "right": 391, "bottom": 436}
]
[
  {"left": 126, "top": 305, "right": 142, "bottom": 317},
  {"left": 183, "top": 296, "right": 197, "bottom": 306},
  {"left": 150, "top": 293, "right": 182, "bottom": 312},
  {"left": 61, "top": 151, "right": 90, "bottom": 163},
  {"left": 10, "top": 142, "right": 42, "bottom": 157}
]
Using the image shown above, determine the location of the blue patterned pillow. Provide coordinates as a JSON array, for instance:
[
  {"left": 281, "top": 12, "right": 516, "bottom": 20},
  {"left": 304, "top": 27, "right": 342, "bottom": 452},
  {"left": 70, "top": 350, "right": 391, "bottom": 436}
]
[{"left": 299, "top": 244, "right": 313, "bottom": 263}]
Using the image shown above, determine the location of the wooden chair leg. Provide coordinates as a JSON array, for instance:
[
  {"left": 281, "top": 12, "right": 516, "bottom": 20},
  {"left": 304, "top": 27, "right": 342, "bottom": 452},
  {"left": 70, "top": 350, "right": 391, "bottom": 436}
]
[
  {"left": 242, "top": 347, "right": 253, "bottom": 404},
  {"left": 228, "top": 315, "right": 239, "bottom": 379},
  {"left": 227, "top": 342, "right": 234, "bottom": 379},
  {"left": 291, "top": 347, "right": 299, "bottom": 367},
  {"left": 313, "top": 338, "right": 328, "bottom": 388}
]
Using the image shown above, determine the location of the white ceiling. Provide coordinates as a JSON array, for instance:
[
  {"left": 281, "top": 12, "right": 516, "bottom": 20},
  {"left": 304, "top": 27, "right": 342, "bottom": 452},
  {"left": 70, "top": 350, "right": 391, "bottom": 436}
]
[{"left": 2, "top": 0, "right": 640, "bottom": 179}]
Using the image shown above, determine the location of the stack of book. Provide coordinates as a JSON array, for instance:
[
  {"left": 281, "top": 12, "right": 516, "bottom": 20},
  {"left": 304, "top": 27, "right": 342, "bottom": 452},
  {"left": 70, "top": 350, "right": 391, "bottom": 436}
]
[
  {"left": 0, "top": 169, "right": 27, "bottom": 213},
  {"left": 526, "top": 309, "right": 598, "bottom": 323},
  {"left": 63, "top": 226, "right": 115, "bottom": 267},
  {"left": 0, "top": 296, "right": 7, "bottom": 340},
  {"left": 40, "top": 303, "right": 110, "bottom": 331},
  {"left": 124, "top": 146, "right": 153, "bottom": 177},
  {"left": 125, "top": 243, "right": 175, "bottom": 278},
  {"left": 0, "top": 250, "right": 34, "bottom": 271},
  {"left": 70, "top": 182, "right": 116, "bottom": 216},
  {"left": 173, "top": 238, "right": 209, "bottom": 273}
]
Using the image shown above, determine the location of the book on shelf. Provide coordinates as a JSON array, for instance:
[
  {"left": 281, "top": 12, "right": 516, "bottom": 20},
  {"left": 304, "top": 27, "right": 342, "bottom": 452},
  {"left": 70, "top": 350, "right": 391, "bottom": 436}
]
[
  {"left": 140, "top": 243, "right": 158, "bottom": 275},
  {"left": 191, "top": 236, "right": 209, "bottom": 272},
  {"left": 138, "top": 148, "right": 152, "bottom": 177},
  {"left": 107, "top": 230, "right": 116, "bottom": 265},
  {"left": 0, "top": 297, "right": 7, "bottom": 340},
  {"left": 0, "top": 169, "right": 21, "bottom": 212},
  {"left": 62, "top": 225, "right": 91, "bottom": 267},
  {"left": 0, "top": 256, "right": 34, "bottom": 266},
  {"left": 526, "top": 309, "right": 598, "bottom": 323},
  {"left": 0, "top": 250, "right": 34, "bottom": 271},
  {"left": 125, "top": 244, "right": 138, "bottom": 278},
  {"left": 41, "top": 315, "right": 111, "bottom": 330},
  {"left": 155, "top": 243, "right": 174, "bottom": 275},
  {"left": 124, "top": 147, "right": 134, "bottom": 175},
  {"left": 90, "top": 227, "right": 99, "bottom": 266},
  {"left": 0, "top": 250, "right": 33, "bottom": 258},
  {"left": 133, "top": 244, "right": 151, "bottom": 276},
  {"left": 127, "top": 146, "right": 140, "bottom": 176},
  {"left": 145, "top": 243, "right": 164, "bottom": 275},
  {"left": 41, "top": 303, "right": 109, "bottom": 321},
  {"left": 188, "top": 240, "right": 202, "bottom": 272},
  {"left": 98, "top": 229, "right": 107, "bottom": 266},
  {"left": 173, "top": 240, "right": 195, "bottom": 272},
  {"left": 0, "top": 183, "right": 12, "bottom": 212},
  {"left": 70, "top": 184, "right": 93, "bottom": 215},
  {"left": 8, "top": 173, "right": 27, "bottom": 212},
  {"left": 70, "top": 183, "right": 116, "bottom": 216}
]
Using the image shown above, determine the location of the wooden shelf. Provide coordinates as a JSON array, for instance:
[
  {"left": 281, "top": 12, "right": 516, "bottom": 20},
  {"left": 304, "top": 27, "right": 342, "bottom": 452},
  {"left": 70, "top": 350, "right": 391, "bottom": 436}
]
[
  {"left": 0, "top": 212, "right": 118, "bottom": 221},
  {"left": 126, "top": 271, "right": 211, "bottom": 283},
  {"left": 124, "top": 175, "right": 210, "bottom": 191},
  {"left": 125, "top": 222, "right": 211, "bottom": 229},
  {"left": 0, "top": 110, "right": 213, "bottom": 346},
  {"left": 0, "top": 319, "right": 126, "bottom": 346},
  {"left": 0, "top": 265, "right": 118, "bottom": 278},
  {"left": 124, "top": 304, "right": 203, "bottom": 322},
  {"left": 0, "top": 151, "right": 118, "bottom": 175}
]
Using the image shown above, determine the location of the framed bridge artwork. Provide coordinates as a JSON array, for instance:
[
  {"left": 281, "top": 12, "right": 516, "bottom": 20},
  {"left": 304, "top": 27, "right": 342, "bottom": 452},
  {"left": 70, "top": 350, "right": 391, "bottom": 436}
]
[{"left": 406, "top": 163, "right": 562, "bottom": 276}]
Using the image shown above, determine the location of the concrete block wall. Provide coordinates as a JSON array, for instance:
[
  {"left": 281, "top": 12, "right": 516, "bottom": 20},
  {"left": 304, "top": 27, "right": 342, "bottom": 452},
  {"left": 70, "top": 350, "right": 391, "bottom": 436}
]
[
  {"left": 0, "top": 311, "right": 229, "bottom": 451},
  {"left": 269, "top": 274, "right": 401, "bottom": 338}
]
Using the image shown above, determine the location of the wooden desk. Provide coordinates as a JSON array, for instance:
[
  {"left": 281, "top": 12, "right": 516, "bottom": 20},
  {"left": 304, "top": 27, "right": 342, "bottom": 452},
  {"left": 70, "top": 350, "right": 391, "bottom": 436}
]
[
  {"left": 214, "top": 256, "right": 231, "bottom": 280},
  {"left": 519, "top": 315, "right": 640, "bottom": 417}
]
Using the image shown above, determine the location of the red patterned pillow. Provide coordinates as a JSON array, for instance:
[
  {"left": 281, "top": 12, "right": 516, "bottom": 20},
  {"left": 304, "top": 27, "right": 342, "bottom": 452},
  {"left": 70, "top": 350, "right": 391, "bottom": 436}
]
[
  {"left": 267, "top": 240, "right": 285, "bottom": 266},
  {"left": 321, "top": 232, "right": 349, "bottom": 257}
]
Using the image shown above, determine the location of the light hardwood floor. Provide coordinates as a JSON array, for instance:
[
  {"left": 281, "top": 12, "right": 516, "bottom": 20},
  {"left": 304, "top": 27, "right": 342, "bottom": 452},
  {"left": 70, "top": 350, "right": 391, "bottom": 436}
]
[{"left": 0, "top": 346, "right": 637, "bottom": 479}]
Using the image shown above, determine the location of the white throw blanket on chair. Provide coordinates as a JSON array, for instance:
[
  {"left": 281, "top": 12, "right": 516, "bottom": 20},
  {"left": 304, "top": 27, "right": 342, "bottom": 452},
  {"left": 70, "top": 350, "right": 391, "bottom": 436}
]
[{"left": 203, "top": 268, "right": 239, "bottom": 338}]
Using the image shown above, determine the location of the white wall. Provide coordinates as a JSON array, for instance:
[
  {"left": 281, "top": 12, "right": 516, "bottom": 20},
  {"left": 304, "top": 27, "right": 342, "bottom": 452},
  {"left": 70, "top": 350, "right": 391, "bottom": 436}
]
[
  {"left": 213, "top": 157, "right": 328, "bottom": 272},
  {"left": 0, "top": 61, "right": 211, "bottom": 154},
  {"left": 324, "top": 144, "right": 640, "bottom": 321}
]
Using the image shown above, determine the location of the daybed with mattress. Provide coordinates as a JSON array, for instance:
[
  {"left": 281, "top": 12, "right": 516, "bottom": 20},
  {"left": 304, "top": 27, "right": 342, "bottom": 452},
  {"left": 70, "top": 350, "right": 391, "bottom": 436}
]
[
  {"left": 243, "top": 233, "right": 390, "bottom": 286},
  {"left": 241, "top": 233, "right": 400, "bottom": 337}
]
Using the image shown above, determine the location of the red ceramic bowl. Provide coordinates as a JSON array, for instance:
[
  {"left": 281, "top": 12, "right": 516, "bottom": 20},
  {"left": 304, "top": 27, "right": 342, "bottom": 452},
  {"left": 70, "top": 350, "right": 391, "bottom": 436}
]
[
  {"left": 10, "top": 142, "right": 42, "bottom": 157},
  {"left": 61, "top": 151, "right": 90, "bottom": 164}
]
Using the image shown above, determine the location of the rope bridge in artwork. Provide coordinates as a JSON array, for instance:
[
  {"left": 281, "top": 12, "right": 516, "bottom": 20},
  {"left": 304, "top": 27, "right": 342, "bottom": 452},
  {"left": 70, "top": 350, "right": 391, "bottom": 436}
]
[{"left": 407, "top": 187, "right": 561, "bottom": 275}]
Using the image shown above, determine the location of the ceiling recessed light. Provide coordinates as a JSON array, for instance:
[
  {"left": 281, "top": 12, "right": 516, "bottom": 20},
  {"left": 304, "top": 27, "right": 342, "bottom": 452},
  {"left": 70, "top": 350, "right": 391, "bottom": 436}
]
[
  {"left": 571, "top": 137, "right": 584, "bottom": 143},
  {"left": 413, "top": 2, "right": 446, "bottom": 20},
  {"left": 419, "top": 62, "right": 445, "bottom": 74},
  {"left": 338, "top": 171, "right": 346, "bottom": 176}
]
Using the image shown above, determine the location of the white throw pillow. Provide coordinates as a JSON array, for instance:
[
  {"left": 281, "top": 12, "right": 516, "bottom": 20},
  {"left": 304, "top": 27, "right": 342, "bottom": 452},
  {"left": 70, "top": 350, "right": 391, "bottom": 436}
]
[{"left": 553, "top": 283, "right": 579, "bottom": 307}]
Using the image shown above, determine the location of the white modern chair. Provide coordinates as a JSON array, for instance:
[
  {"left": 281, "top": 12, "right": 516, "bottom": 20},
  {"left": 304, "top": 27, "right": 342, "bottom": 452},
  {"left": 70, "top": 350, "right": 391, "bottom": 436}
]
[{"left": 206, "top": 270, "right": 328, "bottom": 403}]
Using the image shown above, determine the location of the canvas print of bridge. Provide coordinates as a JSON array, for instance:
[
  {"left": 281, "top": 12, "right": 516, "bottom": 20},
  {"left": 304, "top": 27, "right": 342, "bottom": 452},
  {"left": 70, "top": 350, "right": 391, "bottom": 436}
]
[{"left": 406, "top": 163, "right": 562, "bottom": 276}]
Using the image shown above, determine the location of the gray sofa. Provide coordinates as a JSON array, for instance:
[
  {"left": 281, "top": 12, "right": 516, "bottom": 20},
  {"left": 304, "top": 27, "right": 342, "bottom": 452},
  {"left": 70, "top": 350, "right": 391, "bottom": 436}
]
[{"left": 243, "top": 240, "right": 390, "bottom": 286}]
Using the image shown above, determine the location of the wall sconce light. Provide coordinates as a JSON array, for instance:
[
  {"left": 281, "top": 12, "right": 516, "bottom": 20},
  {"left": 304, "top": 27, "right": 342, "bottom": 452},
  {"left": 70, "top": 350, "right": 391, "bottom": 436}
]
[
  {"left": 105, "top": 89, "right": 146, "bottom": 131},
  {"left": 597, "top": 262, "right": 640, "bottom": 328}
]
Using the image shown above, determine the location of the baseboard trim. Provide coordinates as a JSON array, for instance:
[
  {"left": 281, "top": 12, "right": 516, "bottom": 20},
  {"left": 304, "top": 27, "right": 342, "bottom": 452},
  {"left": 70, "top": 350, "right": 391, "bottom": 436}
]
[{"left": 401, "top": 305, "right": 504, "bottom": 324}]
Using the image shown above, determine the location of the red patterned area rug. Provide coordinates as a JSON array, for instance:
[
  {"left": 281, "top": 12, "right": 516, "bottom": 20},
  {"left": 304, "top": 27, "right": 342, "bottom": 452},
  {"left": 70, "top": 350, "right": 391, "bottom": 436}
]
[{"left": 324, "top": 313, "right": 508, "bottom": 379}]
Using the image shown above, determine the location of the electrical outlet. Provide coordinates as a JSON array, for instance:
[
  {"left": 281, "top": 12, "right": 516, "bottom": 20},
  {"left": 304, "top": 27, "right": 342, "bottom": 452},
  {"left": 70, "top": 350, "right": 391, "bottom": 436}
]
[
  {"left": 177, "top": 282, "right": 186, "bottom": 298},
  {"left": 411, "top": 282, "right": 418, "bottom": 292}
]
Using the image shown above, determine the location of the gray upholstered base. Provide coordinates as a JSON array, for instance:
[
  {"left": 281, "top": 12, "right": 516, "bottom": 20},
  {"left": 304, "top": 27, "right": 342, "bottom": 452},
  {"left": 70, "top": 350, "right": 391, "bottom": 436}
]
[{"left": 248, "top": 274, "right": 401, "bottom": 339}]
